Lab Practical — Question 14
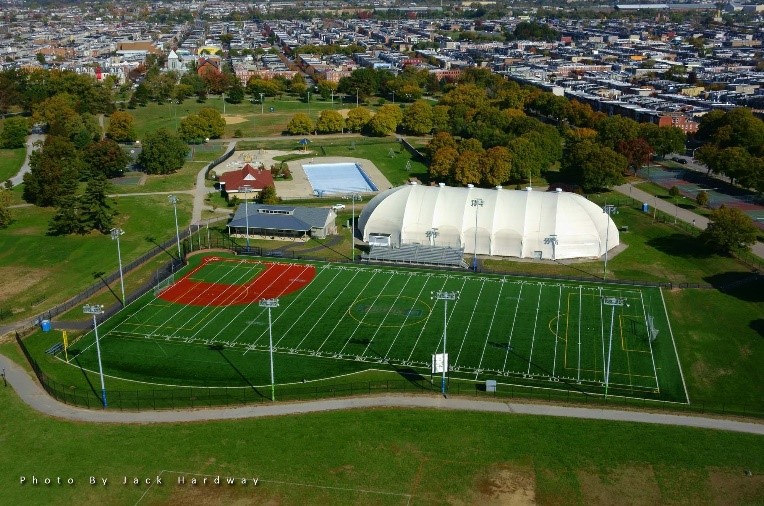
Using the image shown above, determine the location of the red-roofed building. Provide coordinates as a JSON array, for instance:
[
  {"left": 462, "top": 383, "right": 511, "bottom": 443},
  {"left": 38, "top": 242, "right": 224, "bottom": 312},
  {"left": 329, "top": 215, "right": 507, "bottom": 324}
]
[{"left": 218, "top": 164, "right": 274, "bottom": 200}]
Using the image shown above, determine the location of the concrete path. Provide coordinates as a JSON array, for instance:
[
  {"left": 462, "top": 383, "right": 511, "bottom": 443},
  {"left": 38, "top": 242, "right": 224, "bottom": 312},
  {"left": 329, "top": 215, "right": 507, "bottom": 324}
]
[
  {"left": 9, "top": 133, "right": 45, "bottom": 187},
  {"left": 192, "top": 141, "right": 236, "bottom": 224},
  {"left": 614, "top": 183, "right": 764, "bottom": 260},
  {"left": 1, "top": 353, "right": 762, "bottom": 434}
]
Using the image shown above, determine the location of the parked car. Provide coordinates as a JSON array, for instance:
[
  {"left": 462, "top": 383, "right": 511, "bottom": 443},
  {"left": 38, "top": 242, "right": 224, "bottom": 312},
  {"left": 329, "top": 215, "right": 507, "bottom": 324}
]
[{"left": 331, "top": 204, "right": 345, "bottom": 211}]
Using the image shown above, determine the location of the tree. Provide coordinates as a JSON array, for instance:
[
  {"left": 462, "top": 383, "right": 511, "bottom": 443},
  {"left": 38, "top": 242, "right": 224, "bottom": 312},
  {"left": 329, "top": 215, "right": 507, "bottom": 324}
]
[
  {"left": 78, "top": 174, "right": 115, "bottom": 233},
  {"left": 22, "top": 136, "right": 82, "bottom": 206},
  {"left": 429, "top": 147, "right": 459, "bottom": 183},
  {"left": 226, "top": 80, "right": 245, "bottom": 104},
  {"left": 431, "top": 105, "right": 450, "bottom": 133},
  {"left": 701, "top": 206, "right": 759, "bottom": 254},
  {"left": 617, "top": 138, "right": 653, "bottom": 175},
  {"left": 401, "top": 100, "right": 433, "bottom": 135},
  {"left": 696, "top": 190, "right": 709, "bottom": 207},
  {"left": 561, "top": 139, "right": 627, "bottom": 192},
  {"left": 137, "top": 129, "right": 188, "bottom": 175},
  {"left": 65, "top": 113, "right": 101, "bottom": 149},
  {"left": 507, "top": 137, "right": 545, "bottom": 183},
  {"left": 427, "top": 132, "right": 457, "bottom": 157},
  {"left": 453, "top": 150, "right": 482, "bottom": 186},
  {"left": 178, "top": 114, "right": 211, "bottom": 144},
  {"left": 84, "top": 139, "right": 130, "bottom": 178},
  {"left": 315, "top": 110, "right": 344, "bottom": 134},
  {"left": 0, "top": 116, "right": 28, "bottom": 148},
  {"left": 197, "top": 108, "right": 225, "bottom": 138},
  {"left": 32, "top": 93, "right": 78, "bottom": 137},
  {"left": 596, "top": 115, "right": 640, "bottom": 150},
  {"left": 639, "top": 123, "right": 685, "bottom": 159},
  {"left": 344, "top": 107, "right": 371, "bottom": 133},
  {"left": 48, "top": 193, "right": 84, "bottom": 235},
  {"left": 0, "top": 189, "right": 12, "bottom": 229},
  {"left": 366, "top": 104, "right": 402, "bottom": 136},
  {"left": 286, "top": 113, "right": 313, "bottom": 135},
  {"left": 106, "top": 111, "right": 137, "bottom": 142},
  {"left": 259, "top": 184, "right": 278, "bottom": 205},
  {"left": 483, "top": 146, "right": 512, "bottom": 187}
]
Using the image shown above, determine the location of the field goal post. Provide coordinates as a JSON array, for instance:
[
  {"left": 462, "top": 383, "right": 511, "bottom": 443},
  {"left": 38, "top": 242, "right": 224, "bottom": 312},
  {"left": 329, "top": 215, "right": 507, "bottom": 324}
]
[{"left": 153, "top": 273, "right": 175, "bottom": 296}]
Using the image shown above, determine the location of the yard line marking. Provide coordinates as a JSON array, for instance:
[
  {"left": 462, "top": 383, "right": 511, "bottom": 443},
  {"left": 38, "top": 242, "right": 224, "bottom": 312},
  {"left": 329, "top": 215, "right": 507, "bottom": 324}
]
[
  {"left": 453, "top": 278, "right": 486, "bottom": 367},
  {"left": 405, "top": 277, "right": 453, "bottom": 363},
  {"left": 315, "top": 269, "right": 383, "bottom": 354},
  {"left": 643, "top": 289, "right": 662, "bottom": 394},
  {"left": 599, "top": 287, "right": 605, "bottom": 385},
  {"left": 335, "top": 271, "right": 398, "bottom": 356},
  {"left": 361, "top": 273, "right": 414, "bottom": 358},
  {"left": 293, "top": 269, "right": 364, "bottom": 351},
  {"left": 383, "top": 273, "right": 434, "bottom": 361},
  {"left": 660, "top": 286, "right": 688, "bottom": 403},
  {"left": 526, "top": 284, "right": 544, "bottom": 375},
  {"left": 552, "top": 284, "right": 562, "bottom": 377},
  {"left": 501, "top": 282, "right": 524, "bottom": 372},
  {"left": 474, "top": 279, "right": 504, "bottom": 378},
  {"left": 577, "top": 285, "right": 582, "bottom": 383}
]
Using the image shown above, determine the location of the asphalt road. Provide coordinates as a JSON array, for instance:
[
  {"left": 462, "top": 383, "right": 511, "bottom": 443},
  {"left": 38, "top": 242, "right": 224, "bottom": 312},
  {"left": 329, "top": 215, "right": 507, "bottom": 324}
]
[{"left": 1, "top": 353, "right": 762, "bottom": 434}]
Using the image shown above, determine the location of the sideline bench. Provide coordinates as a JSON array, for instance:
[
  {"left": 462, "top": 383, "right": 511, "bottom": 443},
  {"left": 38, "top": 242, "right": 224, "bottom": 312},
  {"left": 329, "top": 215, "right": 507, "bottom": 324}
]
[{"left": 45, "top": 343, "right": 64, "bottom": 355}]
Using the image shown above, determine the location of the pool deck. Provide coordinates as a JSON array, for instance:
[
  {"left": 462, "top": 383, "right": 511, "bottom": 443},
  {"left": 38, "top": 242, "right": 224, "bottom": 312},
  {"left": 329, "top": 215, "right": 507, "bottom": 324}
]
[{"left": 279, "top": 156, "right": 393, "bottom": 199}]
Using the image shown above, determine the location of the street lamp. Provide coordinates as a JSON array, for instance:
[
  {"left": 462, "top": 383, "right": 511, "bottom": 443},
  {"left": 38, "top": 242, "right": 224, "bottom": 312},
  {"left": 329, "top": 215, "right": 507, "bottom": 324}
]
[
  {"left": 431, "top": 290, "right": 459, "bottom": 395},
  {"left": 168, "top": 195, "right": 182, "bottom": 261},
  {"left": 345, "top": 193, "right": 362, "bottom": 262},
  {"left": 306, "top": 91, "right": 310, "bottom": 116},
  {"left": 110, "top": 228, "right": 126, "bottom": 307},
  {"left": 259, "top": 298, "right": 279, "bottom": 401},
  {"left": 83, "top": 304, "right": 107, "bottom": 408},
  {"left": 240, "top": 185, "right": 252, "bottom": 249},
  {"left": 544, "top": 234, "right": 558, "bottom": 260},
  {"left": 426, "top": 227, "right": 439, "bottom": 246},
  {"left": 602, "top": 205, "right": 617, "bottom": 281},
  {"left": 259, "top": 92, "right": 264, "bottom": 114},
  {"left": 470, "top": 198, "right": 484, "bottom": 272},
  {"left": 602, "top": 296, "right": 628, "bottom": 399},
  {"left": 356, "top": 88, "right": 359, "bottom": 108}
]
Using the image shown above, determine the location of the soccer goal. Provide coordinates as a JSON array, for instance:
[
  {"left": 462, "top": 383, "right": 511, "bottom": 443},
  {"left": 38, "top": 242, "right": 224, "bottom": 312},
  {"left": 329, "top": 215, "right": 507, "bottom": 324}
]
[{"left": 153, "top": 273, "right": 175, "bottom": 296}]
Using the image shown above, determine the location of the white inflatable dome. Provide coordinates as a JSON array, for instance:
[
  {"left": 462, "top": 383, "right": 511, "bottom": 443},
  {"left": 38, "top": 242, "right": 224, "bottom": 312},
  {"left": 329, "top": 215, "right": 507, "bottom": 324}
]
[{"left": 358, "top": 184, "right": 619, "bottom": 260}]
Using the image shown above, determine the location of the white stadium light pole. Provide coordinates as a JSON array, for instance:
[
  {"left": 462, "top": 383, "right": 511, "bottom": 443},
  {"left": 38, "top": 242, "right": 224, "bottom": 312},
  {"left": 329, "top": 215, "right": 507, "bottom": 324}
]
[
  {"left": 544, "top": 233, "right": 558, "bottom": 261},
  {"left": 110, "top": 228, "right": 126, "bottom": 308},
  {"left": 259, "top": 298, "right": 279, "bottom": 401},
  {"left": 431, "top": 291, "right": 459, "bottom": 395},
  {"left": 240, "top": 185, "right": 252, "bottom": 249},
  {"left": 470, "top": 198, "right": 484, "bottom": 272},
  {"left": 602, "top": 205, "right": 617, "bottom": 281},
  {"left": 346, "top": 193, "right": 361, "bottom": 262},
  {"left": 168, "top": 195, "right": 182, "bottom": 261},
  {"left": 83, "top": 304, "right": 107, "bottom": 408}
]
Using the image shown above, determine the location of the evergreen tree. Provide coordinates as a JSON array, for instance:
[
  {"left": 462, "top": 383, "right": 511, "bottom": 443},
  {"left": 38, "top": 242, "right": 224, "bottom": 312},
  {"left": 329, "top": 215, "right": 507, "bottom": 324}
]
[{"left": 79, "top": 174, "right": 115, "bottom": 233}]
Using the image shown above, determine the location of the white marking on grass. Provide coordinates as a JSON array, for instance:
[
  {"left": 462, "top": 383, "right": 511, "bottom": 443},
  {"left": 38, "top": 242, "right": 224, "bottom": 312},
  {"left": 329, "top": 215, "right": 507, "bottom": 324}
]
[
  {"left": 361, "top": 273, "right": 414, "bottom": 358},
  {"left": 599, "top": 286, "right": 606, "bottom": 384},
  {"left": 335, "top": 272, "right": 397, "bottom": 356},
  {"left": 577, "top": 285, "right": 582, "bottom": 383},
  {"left": 552, "top": 284, "right": 562, "bottom": 377},
  {"left": 453, "top": 278, "right": 486, "bottom": 368},
  {"left": 383, "top": 273, "right": 435, "bottom": 360},
  {"left": 474, "top": 279, "right": 504, "bottom": 378},
  {"left": 404, "top": 277, "right": 452, "bottom": 363},
  {"left": 526, "top": 284, "right": 544, "bottom": 375},
  {"left": 501, "top": 282, "right": 524, "bottom": 372}
]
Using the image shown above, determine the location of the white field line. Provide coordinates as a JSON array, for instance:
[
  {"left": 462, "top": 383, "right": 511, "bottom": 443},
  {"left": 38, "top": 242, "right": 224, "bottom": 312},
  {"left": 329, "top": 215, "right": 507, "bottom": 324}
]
[
  {"left": 289, "top": 270, "right": 366, "bottom": 350},
  {"left": 189, "top": 263, "right": 299, "bottom": 343},
  {"left": 314, "top": 269, "right": 382, "bottom": 354},
  {"left": 660, "top": 287, "right": 689, "bottom": 404},
  {"left": 452, "top": 278, "right": 486, "bottom": 367},
  {"left": 501, "top": 282, "right": 525, "bottom": 372},
  {"left": 361, "top": 273, "right": 414, "bottom": 358},
  {"left": 268, "top": 267, "right": 339, "bottom": 347},
  {"left": 643, "top": 289, "right": 661, "bottom": 393},
  {"left": 383, "top": 273, "right": 436, "bottom": 361},
  {"left": 405, "top": 276, "right": 451, "bottom": 363},
  {"left": 336, "top": 271, "right": 398, "bottom": 356},
  {"left": 149, "top": 260, "right": 259, "bottom": 339},
  {"left": 599, "top": 287, "right": 606, "bottom": 384},
  {"left": 433, "top": 276, "right": 470, "bottom": 363},
  {"left": 526, "top": 284, "right": 544, "bottom": 375},
  {"left": 577, "top": 286, "right": 583, "bottom": 383},
  {"left": 473, "top": 280, "right": 505, "bottom": 378},
  {"left": 552, "top": 284, "right": 562, "bottom": 377}
]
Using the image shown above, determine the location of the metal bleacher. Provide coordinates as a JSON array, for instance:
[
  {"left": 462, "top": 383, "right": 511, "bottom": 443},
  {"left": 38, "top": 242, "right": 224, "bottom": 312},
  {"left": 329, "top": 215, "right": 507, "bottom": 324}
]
[{"left": 362, "top": 244, "right": 468, "bottom": 269}]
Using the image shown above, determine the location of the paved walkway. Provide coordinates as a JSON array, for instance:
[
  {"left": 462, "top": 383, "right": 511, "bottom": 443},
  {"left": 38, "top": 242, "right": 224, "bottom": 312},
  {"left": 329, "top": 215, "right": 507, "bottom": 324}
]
[
  {"left": 614, "top": 183, "right": 764, "bottom": 261},
  {"left": 1, "top": 353, "right": 762, "bottom": 434},
  {"left": 9, "top": 133, "right": 45, "bottom": 187}
]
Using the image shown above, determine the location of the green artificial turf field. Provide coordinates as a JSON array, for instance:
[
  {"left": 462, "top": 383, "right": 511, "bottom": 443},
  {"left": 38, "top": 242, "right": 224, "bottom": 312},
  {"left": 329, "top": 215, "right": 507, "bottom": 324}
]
[{"left": 58, "top": 253, "right": 687, "bottom": 404}]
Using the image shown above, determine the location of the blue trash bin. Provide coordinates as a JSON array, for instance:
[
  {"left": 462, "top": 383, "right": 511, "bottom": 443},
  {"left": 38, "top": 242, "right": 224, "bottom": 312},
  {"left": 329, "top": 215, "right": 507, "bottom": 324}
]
[
  {"left": 41, "top": 320, "right": 51, "bottom": 332},
  {"left": 642, "top": 202, "right": 649, "bottom": 213}
]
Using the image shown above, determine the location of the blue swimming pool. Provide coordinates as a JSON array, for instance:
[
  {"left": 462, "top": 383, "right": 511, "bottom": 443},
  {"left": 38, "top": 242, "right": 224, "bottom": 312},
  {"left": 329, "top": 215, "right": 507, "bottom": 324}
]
[{"left": 302, "top": 162, "right": 378, "bottom": 196}]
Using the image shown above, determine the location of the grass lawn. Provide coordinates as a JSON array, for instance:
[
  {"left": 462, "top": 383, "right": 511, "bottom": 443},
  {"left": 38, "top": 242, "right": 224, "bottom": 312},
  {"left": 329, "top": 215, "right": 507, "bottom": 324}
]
[
  {"left": 0, "top": 195, "right": 194, "bottom": 321},
  {"left": 0, "top": 147, "right": 25, "bottom": 182},
  {"left": 0, "top": 377, "right": 762, "bottom": 505}
]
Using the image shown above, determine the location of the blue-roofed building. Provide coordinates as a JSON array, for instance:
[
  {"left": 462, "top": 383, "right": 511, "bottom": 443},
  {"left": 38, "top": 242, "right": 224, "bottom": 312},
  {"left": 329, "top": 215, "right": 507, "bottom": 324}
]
[{"left": 228, "top": 203, "right": 337, "bottom": 241}]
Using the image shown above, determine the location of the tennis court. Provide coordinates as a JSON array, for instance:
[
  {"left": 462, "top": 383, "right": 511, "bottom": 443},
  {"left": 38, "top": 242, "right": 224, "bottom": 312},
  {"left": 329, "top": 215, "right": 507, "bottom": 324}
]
[{"left": 68, "top": 255, "right": 688, "bottom": 403}]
